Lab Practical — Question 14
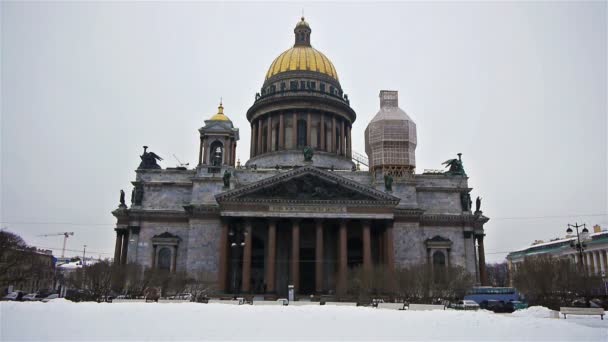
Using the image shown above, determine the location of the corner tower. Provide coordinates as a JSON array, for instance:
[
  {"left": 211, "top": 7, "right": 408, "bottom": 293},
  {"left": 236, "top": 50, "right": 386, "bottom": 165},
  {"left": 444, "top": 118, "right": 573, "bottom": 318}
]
[
  {"left": 198, "top": 102, "right": 239, "bottom": 167},
  {"left": 365, "top": 90, "right": 417, "bottom": 178},
  {"left": 246, "top": 17, "right": 356, "bottom": 169}
]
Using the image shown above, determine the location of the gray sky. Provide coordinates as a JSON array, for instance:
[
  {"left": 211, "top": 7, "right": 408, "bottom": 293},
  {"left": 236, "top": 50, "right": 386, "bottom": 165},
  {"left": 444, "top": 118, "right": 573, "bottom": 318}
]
[{"left": 1, "top": 2, "right": 606, "bottom": 262}]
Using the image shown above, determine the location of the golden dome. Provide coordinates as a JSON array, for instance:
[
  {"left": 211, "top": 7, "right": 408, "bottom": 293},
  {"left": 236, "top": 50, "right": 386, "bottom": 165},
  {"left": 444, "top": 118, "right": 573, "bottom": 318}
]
[
  {"left": 265, "top": 46, "right": 338, "bottom": 81},
  {"left": 265, "top": 17, "right": 339, "bottom": 81},
  {"left": 209, "top": 102, "right": 231, "bottom": 122}
]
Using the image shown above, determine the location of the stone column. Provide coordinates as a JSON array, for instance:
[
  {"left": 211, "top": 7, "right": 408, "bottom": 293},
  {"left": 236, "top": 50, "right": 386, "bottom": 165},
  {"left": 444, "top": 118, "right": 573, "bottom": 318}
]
[
  {"left": 593, "top": 251, "right": 599, "bottom": 275},
  {"left": 477, "top": 234, "right": 487, "bottom": 285},
  {"left": 120, "top": 230, "right": 129, "bottom": 265},
  {"left": 292, "top": 113, "right": 298, "bottom": 149},
  {"left": 340, "top": 119, "right": 345, "bottom": 156},
  {"left": 198, "top": 136, "right": 204, "bottom": 165},
  {"left": 348, "top": 125, "right": 353, "bottom": 158},
  {"left": 257, "top": 117, "right": 263, "bottom": 156},
  {"left": 242, "top": 221, "right": 253, "bottom": 292},
  {"left": 315, "top": 219, "right": 324, "bottom": 293},
  {"left": 338, "top": 220, "right": 348, "bottom": 295},
  {"left": 266, "top": 220, "right": 277, "bottom": 293},
  {"left": 385, "top": 223, "right": 395, "bottom": 271},
  {"left": 250, "top": 123, "right": 255, "bottom": 158},
  {"left": 331, "top": 115, "right": 336, "bottom": 153},
  {"left": 232, "top": 140, "right": 237, "bottom": 166},
  {"left": 598, "top": 250, "right": 605, "bottom": 276},
  {"left": 362, "top": 221, "right": 372, "bottom": 272},
  {"left": 224, "top": 137, "right": 230, "bottom": 165},
  {"left": 267, "top": 115, "right": 272, "bottom": 152},
  {"left": 151, "top": 245, "right": 157, "bottom": 269},
  {"left": 172, "top": 245, "right": 178, "bottom": 272},
  {"left": 114, "top": 230, "right": 123, "bottom": 265},
  {"left": 218, "top": 222, "right": 229, "bottom": 292},
  {"left": 307, "top": 112, "right": 312, "bottom": 147},
  {"left": 320, "top": 114, "right": 325, "bottom": 151},
  {"left": 279, "top": 113, "right": 285, "bottom": 150},
  {"left": 202, "top": 138, "right": 208, "bottom": 164},
  {"left": 291, "top": 219, "right": 300, "bottom": 292}
]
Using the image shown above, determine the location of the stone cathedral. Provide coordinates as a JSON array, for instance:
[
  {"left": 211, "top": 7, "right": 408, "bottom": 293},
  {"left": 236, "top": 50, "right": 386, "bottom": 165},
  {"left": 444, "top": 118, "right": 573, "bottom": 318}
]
[{"left": 112, "top": 18, "right": 489, "bottom": 297}]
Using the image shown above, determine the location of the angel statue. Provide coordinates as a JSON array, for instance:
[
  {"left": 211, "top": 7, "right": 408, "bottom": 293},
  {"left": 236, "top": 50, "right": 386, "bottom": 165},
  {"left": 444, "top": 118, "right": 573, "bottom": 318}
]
[
  {"left": 442, "top": 153, "right": 466, "bottom": 176},
  {"left": 138, "top": 146, "right": 163, "bottom": 170}
]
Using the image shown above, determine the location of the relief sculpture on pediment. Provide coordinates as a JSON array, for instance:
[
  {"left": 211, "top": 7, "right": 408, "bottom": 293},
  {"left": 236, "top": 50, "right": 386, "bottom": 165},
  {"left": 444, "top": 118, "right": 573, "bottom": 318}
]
[{"left": 248, "top": 175, "right": 372, "bottom": 201}]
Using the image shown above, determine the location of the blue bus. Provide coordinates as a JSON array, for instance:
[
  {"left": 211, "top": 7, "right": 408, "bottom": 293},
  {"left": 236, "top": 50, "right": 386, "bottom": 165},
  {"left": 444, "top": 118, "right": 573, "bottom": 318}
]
[{"left": 464, "top": 287, "right": 522, "bottom": 304}]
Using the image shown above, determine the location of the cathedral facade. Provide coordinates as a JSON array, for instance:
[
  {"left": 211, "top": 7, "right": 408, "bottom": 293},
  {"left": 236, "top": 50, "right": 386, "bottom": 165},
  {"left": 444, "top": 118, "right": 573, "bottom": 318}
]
[{"left": 112, "top": 18, "right": 489, "bottom": 297}]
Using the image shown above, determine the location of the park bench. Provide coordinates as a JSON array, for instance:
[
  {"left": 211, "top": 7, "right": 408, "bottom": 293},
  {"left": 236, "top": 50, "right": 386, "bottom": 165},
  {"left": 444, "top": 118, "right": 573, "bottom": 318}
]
[
  {"left": 559, "top": 307, "right": 605, "bottom": 320},
  {"left": 409, "top": 304, "right": 445, "bottom": 311},
  {"left": 289, "top": 301, "right": 319, "bottom": 306},
  {"left": 324, "top": 302, "right": 358, "bottom": 306},
  {"left": 207, "top": 299, "right": 242, "bottom": 305},
  {"left": 377, "top": 303, "right": 407, "bottom": 310},
  {"left": 252, "top": 301, "right": 284, "bottom": 306}
]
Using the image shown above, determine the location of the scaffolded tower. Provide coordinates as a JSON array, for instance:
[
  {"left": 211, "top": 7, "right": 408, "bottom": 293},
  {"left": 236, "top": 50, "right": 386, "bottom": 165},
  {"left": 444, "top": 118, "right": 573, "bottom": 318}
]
[{"left": 365, "top": 90, "right": 417, "bottom": 178}]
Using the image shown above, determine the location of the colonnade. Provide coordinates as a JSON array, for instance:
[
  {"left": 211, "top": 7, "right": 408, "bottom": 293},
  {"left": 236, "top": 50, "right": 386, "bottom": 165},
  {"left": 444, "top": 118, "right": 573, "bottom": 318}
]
[
  {"left": 572, "top": 249, "right": 608, "bottom": 276},
  {"left": 113, "top": 228, "right": 129, "bottom": 265},
  {"left": 217, "top": 218, "right": 394, "bottom": 295},
  {"left": 249, "top": 112, "right": 352, "bottom": 158},
  {"left": 198, "top": 136, "right": 237, "bottom": 166}
]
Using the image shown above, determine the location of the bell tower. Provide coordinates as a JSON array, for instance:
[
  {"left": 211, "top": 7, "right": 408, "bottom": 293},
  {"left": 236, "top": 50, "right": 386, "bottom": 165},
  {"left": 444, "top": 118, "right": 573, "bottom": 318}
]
[
  {"left": 198, "top": 102, "right": 240, "bottom": 167},
  {"left": 365, "top": 90, "right": 417, "bottom": 178}
]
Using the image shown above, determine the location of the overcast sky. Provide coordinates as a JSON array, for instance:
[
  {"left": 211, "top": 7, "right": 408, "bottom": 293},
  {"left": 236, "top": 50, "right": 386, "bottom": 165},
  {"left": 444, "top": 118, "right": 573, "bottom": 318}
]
[{"left": 1, "top": 2, "right": 606, "bottom": 262}]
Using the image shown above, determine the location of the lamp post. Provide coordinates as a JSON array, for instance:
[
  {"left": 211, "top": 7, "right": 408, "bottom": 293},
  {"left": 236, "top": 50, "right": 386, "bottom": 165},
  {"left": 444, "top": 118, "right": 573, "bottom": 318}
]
[
  {"left": 566, "top": 223, "right": 589, "bottom": 275},
  {"left": 229, "top": 225, "right": 247, "bottom": 296}
]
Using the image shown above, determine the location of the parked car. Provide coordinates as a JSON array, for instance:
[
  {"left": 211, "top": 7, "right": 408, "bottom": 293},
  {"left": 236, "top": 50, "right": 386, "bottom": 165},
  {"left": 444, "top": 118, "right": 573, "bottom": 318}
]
[
  {"left": 41, "top": 294, "right": 59, "bottom": 303},
  {"left": 276, "top": 298, "right": 289, "bottom": 306},
  {"left": 23, "top": 293, "right": 45, "bottom": 301},
  {"left": 2, "top": 291, "right": 24, "bottom": 301},
  {"left": 450, "top": 300, "right": 480, "bottom": 311},
  {"left": 505, "top": 300, "right": 528, "bottom": 311},
  {"left": 480, "top": 300, "right": 509, "bottom": 313}
]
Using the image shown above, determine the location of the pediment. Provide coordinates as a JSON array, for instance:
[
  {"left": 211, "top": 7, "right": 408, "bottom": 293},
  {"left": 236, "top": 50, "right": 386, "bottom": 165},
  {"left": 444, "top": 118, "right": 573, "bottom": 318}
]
[{"left": 216, "top": 166, "right": 399, "bottom": 205}]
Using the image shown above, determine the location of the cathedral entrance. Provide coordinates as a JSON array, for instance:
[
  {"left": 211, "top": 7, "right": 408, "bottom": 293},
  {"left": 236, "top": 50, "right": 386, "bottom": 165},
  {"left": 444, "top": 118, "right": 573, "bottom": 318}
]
[{"left": 299, "top": 247, "right": 315, "bottom": 294}]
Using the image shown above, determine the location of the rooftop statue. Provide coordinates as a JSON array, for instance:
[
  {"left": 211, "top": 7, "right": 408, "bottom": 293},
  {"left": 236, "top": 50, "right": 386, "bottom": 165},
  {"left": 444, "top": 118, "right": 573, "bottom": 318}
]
[
  {"left": 119, "top": 189, "right": 126, "bottom": 207},
  {"left": 138, "top": 146, "right": 163, "bottom": 170},
  {"left": 223, "top": 170, "right": 231, "bottom": 188},
  {"left": 442, "top": 153, "right": 467, "bottom": 176},
  {"left": 384, "top": 174, "right": 393, "bottom": 192},
  {"left": 476, "top": 196, "right": 482, "bottom": 213},
  {"left": 303, "top": 146, "right": 314, "bottom": 162}
]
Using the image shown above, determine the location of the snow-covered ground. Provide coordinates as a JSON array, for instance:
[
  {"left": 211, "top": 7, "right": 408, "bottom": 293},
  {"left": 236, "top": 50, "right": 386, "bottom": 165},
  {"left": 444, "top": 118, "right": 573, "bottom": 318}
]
[{"left": 1, "top": 300, "right": 606, "bottom": 341}]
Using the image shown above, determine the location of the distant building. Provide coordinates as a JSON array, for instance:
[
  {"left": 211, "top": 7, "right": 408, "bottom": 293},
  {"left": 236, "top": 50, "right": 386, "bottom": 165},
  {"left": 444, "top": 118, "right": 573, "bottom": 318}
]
[
  {"left": 1, "top": 248, "right": 55, "bottom": 294},
  {"left": 507, "top": 225, "right": 608, "bottom": 277},
  {"left": 111, "top": 17, "right": 490, "bottom": 297}
]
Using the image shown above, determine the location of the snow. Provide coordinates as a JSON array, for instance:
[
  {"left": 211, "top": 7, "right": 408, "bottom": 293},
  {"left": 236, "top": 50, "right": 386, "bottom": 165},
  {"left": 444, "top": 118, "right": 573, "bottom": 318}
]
[
  {"left": 1, "top": 301, "right": 606, "bottom": 341},
  {"left": 511, "top": 305, "right": 554, "bottom": 318}
]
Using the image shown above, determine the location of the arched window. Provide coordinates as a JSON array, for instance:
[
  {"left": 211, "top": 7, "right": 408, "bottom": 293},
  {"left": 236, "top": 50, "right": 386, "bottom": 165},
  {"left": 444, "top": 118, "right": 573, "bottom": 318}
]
[
  {"left": 297, "top": 119, "right": 307, "bottom": 148},
  {"left": 433, "top": 251, "right": 446, "bottom": 284},
  {"left": 158, "top": 247, "right": 172, "bottom": 271},
  {"left": 209, "top": 141, "right": 224, "bottom": 166}
]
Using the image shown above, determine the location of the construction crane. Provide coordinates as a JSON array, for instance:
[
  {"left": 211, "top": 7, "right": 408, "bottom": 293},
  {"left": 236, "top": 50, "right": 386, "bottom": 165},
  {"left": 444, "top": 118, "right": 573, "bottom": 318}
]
[
  {"left": 172, "top": 154, "right": 189, "bottom": 168},
  {"left": 37, "top": 232, "right": 74, "bottom": 257}
]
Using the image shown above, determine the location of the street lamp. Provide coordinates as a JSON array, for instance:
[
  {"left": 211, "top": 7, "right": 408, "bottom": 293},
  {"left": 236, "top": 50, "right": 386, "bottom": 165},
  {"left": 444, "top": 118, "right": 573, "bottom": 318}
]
[
  {"left": 566, "top": 223, "right": 589, "bottom": 275},
  {"left": 229, "top": 226, "right": 247, "bottom": 296}
]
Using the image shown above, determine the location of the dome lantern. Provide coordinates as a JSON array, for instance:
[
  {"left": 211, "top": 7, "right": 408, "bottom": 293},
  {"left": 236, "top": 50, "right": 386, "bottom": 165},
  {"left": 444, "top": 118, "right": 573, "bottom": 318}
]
[{"left": 294, "top": 17, "right": 311, "bottom": 47}]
